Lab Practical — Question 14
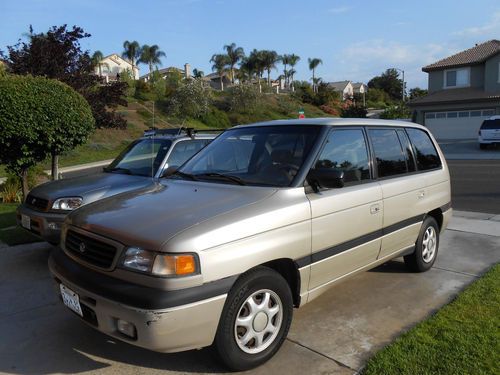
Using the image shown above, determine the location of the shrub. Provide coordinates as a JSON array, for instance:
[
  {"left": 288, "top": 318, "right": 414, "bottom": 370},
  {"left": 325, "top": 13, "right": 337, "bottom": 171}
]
[
  {"left": 1, "top": 178, "right": 21, "bottom": 203},
  {"left": 168, "top": 80, "right": 212, "bottom": 119},
  {"left": 341, "top": 105, "right": 368, "bottom": 118},
  {"left": 201, "top": 108, "right": 231, "bottom": 128},
  {"left": 228, "top": 84, "right": 260, "bottom": 113},
  {"left": 319, "top": 104, "right": 340, "bottom": 116},
  {"left": 380, "top": 104, "right": 412, "bottom": 119}
]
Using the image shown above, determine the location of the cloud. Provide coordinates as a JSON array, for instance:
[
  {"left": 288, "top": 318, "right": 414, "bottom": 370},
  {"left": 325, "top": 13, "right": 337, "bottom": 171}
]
[
  {"left": 452, "top": 11, "right": 500, "bottom": 37},
  {"left": 328, "top": 6, "right": 350, "bottom": 14}
]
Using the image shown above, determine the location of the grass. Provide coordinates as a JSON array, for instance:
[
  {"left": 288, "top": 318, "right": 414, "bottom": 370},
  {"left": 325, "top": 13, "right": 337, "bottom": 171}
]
[
  {"left": 362, "top": 264, "right": 500, "bottom": 375},
  {"left": 0, "top": 203, "right": 42, "bottom": 246}
]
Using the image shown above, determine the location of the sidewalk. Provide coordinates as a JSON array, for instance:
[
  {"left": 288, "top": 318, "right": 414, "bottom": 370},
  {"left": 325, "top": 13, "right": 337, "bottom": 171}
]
[{"left": 0, "top": 211, "right": 498, "bottom": 374}]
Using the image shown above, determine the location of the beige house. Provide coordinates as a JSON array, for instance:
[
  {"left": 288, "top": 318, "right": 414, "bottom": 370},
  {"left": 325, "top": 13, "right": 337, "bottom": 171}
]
[
  {"left": 327, "top": 80, "right": 354, "bottom": 100},
  {"left": 95, "top": 54, "right": 140, "bottom": 81},
  {"left": 140, "top": 63, "right": 192, "bottom": 82}
]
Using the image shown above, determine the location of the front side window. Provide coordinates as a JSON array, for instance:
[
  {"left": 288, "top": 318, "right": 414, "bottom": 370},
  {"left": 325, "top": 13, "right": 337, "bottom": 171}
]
[
  {"left": 445, "top": 68, "right": 469, "bottom": 87},
  {"left": 106, "top": 139, "right": 171, "bottom": 177},
  {"left": 178, "top": 125, "right": 321, "bottom": 187},
  {"left": 369, "top": 129, "right": 407, "bottom": 178},
  {"left": 314, "top": 129, "right": 370, "bottom": 184},
  {"left": 405, "top": 128, "right": 441, "bottom": 171}
]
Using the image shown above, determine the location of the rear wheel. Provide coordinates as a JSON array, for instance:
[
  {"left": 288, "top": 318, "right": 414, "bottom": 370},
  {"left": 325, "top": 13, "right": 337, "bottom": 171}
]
[
  {"left": 214, "top": 267, "right": 293, "bottom": 371},
  {"left": 404, "top": 216, "right": 439, "bottom": 272},
  {"left": 479, "top": 143, "right": 487, "bottom": 150}
]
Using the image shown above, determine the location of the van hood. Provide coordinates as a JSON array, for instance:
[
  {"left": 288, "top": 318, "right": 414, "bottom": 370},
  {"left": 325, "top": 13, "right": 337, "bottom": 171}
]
[
  {"left": 30, "top": 173, "right": 152, "bottom": 204},
  {"left": 66, "top": 180, "right": 278, "bottom": 250}
]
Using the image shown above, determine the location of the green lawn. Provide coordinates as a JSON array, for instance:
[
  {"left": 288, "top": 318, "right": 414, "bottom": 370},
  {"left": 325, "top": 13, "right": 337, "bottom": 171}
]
[
  {"left": 363, "top": 264, "right": 500, "bottom": 375},
  {"left": 0, "top": 203, "right": 42, "bottom": 246}
]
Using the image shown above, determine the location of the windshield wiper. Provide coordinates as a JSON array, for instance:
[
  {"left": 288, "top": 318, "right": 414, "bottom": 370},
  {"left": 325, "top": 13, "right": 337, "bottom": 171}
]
[
  {"left": 104, "top": 167, "right": 132, "bottom": 175},
  {"left": 195, "top": 172, "right": 247, "bottom": 185},
  {"left": 170, "top": 170, "right": 199, "bottom": 181}
]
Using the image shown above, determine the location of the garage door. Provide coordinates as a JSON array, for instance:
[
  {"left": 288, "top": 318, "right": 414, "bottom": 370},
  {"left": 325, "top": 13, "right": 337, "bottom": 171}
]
[{"left": 424, "top": 109, "right": 495, "bottom": 140}]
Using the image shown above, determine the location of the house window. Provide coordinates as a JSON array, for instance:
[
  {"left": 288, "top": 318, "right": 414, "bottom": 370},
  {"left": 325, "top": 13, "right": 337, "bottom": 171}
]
[
  {"left": 444, "top": 68, "right": 469, "bottom": 88},
  {"left": 458, "top": 111, "right": 469, "bottom": 118},
  {"left": 436, "top": 113, "right": 446, "bottom": 119},
  {"left": 482, "top": 109, "right": 495, "bottom": 117},
  {"left": 470, "top": 110, "right": 482, "bottom": 117},
  {"left": 447, "top": 112, "right": 458, "bottom": 118},
  {"left": 425, "top": 113, "right": 436, "bottom": 119}
]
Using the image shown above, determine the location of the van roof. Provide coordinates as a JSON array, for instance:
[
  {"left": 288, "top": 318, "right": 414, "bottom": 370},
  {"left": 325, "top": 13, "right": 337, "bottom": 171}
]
[{"left": 235, "top": 118, "right": 425, "bottom": 130}]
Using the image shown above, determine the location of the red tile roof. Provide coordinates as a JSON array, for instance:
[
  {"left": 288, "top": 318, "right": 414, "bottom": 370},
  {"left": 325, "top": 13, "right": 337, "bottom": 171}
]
[{"left": 422, "top": 40, "right": 500, "bottom": 72}]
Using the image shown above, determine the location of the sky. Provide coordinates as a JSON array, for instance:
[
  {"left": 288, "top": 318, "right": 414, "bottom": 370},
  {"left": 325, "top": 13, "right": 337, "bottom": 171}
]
[{"left": 1, "top": 0, "right": 499, "bottom": 89}]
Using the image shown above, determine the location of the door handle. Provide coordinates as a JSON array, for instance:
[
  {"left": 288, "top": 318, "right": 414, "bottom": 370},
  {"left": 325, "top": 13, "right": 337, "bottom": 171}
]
[
  {"left": 418, "top": 190, "right": 425, "bottom": 199},
  {"left": 370, "top": 204, "right": 380, "bottom": 214}
]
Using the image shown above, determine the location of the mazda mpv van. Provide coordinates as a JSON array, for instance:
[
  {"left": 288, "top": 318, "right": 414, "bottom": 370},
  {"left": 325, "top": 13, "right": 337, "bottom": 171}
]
[
  {"left": 17, "top": 128, "right": 216, "bottom": 244},
  {"left": 49, "top": 119, "right": 451, "bottom": 370}
]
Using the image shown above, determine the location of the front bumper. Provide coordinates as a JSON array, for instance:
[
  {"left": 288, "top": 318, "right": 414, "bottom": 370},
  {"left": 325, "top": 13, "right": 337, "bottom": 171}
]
[
  {"left": 48, "top": 248, "right": 229, "bottom": 353},
  {"left": 16, "top": 205, "right": 66, "bottom": 244}
]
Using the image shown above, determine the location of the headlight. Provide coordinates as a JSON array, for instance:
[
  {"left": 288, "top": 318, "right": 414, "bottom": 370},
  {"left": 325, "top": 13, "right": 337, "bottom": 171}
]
[
  {"left": 52, "top": 197, "right": 83, "bottom": 211},
  {"left": 122, "top": 247, "right": 198, "bottom": 276}
]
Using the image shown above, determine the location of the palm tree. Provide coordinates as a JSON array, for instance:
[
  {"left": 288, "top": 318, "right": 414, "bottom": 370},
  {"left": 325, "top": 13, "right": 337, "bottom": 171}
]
[
  {"left": 247, "top": 49, "right": 265, "bottom": 93},
  {"left": 308, "top": 57, "right": 323, "bottom": 93},
  {"left": 122, "top": 40, "right": 140, "bottom": 77},
  {"left": 139, "top": 44, "right": 166, "bottom": 76},
  {"left": 224, "top": 43, "right": 245, "bottom": 84},
  {"left": 288, "top": 54, "right": 300, "bottom": 91},
  {"left": 192, "top": 68, "right": 204, "bottom": 78},
  {"left": 91, "top": 50, "right": 107, "bottom": 77},
  {"left": 210, "top": 54, "right": 229, "bottom": 91},
  {"left": 260, "top": 50, "right": 279, "bottom": 86},
  {"left": 280, "top": 54, "right": 292, "bottom": 88}
]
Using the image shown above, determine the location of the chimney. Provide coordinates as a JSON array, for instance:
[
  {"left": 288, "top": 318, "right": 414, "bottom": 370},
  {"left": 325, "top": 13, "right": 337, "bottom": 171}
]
[{"left": 184, "top": 63, "right": 191, "bottom": 79}]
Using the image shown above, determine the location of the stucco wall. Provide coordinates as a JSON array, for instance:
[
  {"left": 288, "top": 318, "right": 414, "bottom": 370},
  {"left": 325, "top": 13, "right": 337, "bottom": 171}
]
[{"left": 484, "top": 53, "right": 500, "bottom": 93}]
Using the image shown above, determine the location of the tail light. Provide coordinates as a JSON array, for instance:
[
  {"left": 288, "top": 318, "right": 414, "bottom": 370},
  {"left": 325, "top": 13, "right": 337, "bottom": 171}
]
[{"left": 478, "top": 130, "right": 482, "bottom": 136}]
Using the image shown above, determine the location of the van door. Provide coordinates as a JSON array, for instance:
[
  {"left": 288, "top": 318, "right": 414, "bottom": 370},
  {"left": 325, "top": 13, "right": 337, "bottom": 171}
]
[
  {"left": 306, "top": 128, "right": 383, "bottom": 294},
  {"left": 367, "top": 128, "right": 424, "bottom": 259}
]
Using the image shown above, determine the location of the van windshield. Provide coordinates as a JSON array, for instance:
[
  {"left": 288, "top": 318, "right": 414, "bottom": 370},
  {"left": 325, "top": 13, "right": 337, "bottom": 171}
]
[
  {"left": 176, "top": 125, "right": 321, "bottom": 187},
  {"left": 105, "top": 139, "right": 172, "bottom": 177}
]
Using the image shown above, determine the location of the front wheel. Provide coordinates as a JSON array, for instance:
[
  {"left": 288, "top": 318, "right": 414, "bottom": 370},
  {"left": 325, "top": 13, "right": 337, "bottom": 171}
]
[
  {"left": 404, "top": 216, "right": 439, "bottom": 272},
  {"left": 214, "top": 267, "right": 293, "bottom": 371}
]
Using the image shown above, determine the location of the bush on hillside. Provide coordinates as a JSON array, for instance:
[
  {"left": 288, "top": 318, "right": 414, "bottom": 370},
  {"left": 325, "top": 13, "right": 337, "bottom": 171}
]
[
  {"left": 228, "top": 84, "right": 260, "bottom": 113},
  {"left": 379, "top": 104, "right": 412, "bottom": 119},
  {"left": 168, "top": 80, "right": 212, "bottom": 119},
  {"left": 341, "top": 105, "right": 368, "bottom": 118},
  {"left": 200, "top": 108, "right": 231, "bottom": 128}
]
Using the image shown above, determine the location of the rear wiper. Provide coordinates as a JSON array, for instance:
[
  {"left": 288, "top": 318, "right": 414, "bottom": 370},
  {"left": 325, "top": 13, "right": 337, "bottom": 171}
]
[
  {"left": 104, "top": 167, "right": 132, "bottom": 175},
  {"left": 171, "top": 170, "right": 199, "bottom": 181},
  {"left": 195, "top": 172, "right": 246, "bottom": 185}
]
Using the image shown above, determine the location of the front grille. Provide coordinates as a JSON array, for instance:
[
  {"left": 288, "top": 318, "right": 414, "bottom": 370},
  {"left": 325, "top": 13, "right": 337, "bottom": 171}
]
[
  {"left": 65, "top": 230, "right": 117, "bottom": 269},
  {"left": 26, "top": 194, "right": 49, "bottom": 211}
]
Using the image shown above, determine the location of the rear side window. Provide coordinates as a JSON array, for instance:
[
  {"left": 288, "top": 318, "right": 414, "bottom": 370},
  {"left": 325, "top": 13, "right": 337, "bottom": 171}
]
[
  {"left": 315, "top": 129, "right": 371, "bottom": 184},
  {"left": 167, "top": 140, "right": 210, "bottom": 167},
  {"left": 405, "top": 128, "right": 441, "bottom": 170},
  {"left": 480, "top": 119, "right": 500, "bottom": 130},
  {"left": 369, "top": 129, "right": 407, "bottom": 178}
]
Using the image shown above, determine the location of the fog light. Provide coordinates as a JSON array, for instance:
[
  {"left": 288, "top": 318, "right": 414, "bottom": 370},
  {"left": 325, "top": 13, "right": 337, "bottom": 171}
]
[
  {"left": 47, "top": 222, "right": 60, "bottom": 230},
  {"left": 116, "top": 319, "right": 136, "bottom": 339}
]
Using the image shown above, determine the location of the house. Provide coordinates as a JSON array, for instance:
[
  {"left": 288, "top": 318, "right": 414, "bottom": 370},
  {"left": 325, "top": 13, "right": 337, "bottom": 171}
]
[
  {"left": 327, "top": 80, "right": 354, "bottom": 100},
  {"left": 202, "top": 72, "right": 232, "bottom": 90},
  {"left": 140, "top": 63, "right": 191, "bottom": 82},
  {"left": 409, "top": 40, "right": 500, "bottom": 139},
  {"left": 352, "top": 82, "right": 368, "bottom": 95},
  {"left": 95, "top": 54, "right": 140, "bottom": 81}
]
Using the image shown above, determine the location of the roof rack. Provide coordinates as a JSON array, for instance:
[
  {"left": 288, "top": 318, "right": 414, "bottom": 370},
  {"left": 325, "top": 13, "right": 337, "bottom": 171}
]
[{"left": 143, "top": 127, "right": 227, "bottom": 138}]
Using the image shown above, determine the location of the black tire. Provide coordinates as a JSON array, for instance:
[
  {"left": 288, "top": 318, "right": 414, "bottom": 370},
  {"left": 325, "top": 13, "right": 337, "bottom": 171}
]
[
  {"left": 404, "top": 216, "right": 439, "bottom": 272},
  {"left": 214, "top": 266, "right": 293, "bottom": 371},
  {"left": 479, "top": 143, "right": 487, "bottom": 150}
]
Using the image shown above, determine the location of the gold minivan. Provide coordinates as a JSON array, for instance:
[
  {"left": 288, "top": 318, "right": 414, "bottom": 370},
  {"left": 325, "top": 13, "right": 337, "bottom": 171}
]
[{"left": 49, "top": 119, "right": 451, "bottom": 370}]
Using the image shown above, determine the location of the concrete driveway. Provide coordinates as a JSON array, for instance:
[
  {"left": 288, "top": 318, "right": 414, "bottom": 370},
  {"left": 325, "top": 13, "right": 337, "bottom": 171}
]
[{"left": 0, "top": 212, "right": 498, "bottom": 374}]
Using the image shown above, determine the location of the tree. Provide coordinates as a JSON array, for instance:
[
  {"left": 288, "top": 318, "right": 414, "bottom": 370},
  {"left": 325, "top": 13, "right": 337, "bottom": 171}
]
[
  {"left": 91, "top": 50, "right": 106, "bottom": 77},
  {"left": 288, "top": 54, "right": 300, "bottom": 91},
  {"left": 168, "top": 80, "right": 212, "bottom": 119},
  {"left": 122, "top": 40, "right": 140, "bottom": 74},
  {"left": 260, "top": 50, "right": 278, "bottom": 86},
  {"left": 279, "top": 54, "right": 291, "bottom": 88},
  {"left": 308, "top": 58, "right": 322, "bottom": 93},
  {"left": 192, "top": 68, "right": 204, "bottom": 78},
  {"left": 210, "top": 53, "right": 229, "bottom": 91},
  {"left": 6, "top": 25, "right": 127, "bottom": 129},
  {"left": 224, "top": 43, "right": 244, "bottom": 84},
  {"left": 139, "top": 44, "right": 166, "bottom": 75},
  {"left": 368, "top": 68, "right": 403, "bottom": 101},
  {"left": 409, "top": 87, "right": 428, "bottom": 100},
  {"left": 0, "top": 75, "right": 94, "bottom": 197}
]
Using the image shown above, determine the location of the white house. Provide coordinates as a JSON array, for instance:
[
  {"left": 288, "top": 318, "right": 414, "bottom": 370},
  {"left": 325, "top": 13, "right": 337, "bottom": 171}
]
[
  {"left": 95, "top": 54, "right": 140, "bottom": 81},
  {"left": 327, "top": 80, "right": 354, "bottom": 100}
]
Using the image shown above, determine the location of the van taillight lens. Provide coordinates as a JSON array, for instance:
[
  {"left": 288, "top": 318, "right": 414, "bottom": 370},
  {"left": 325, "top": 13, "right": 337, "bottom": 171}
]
[{"left": 478, "top": 130, "right": 481, "bottom": 136}]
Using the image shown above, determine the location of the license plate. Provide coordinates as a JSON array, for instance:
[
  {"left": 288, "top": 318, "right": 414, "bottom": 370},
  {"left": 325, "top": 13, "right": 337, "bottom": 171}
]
[
  {"left": 21, "top": 214, "right": 31, "bottom": 230},
  {"left": 60, "top": 284, "right": 83, "bottom": 317}
]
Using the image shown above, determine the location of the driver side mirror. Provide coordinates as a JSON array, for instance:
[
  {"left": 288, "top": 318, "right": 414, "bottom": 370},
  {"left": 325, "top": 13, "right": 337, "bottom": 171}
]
[
  {"left": 161, "top": 166, "right": 178, "bottom": 178},
  {"left": 307, "top": 168, "right": 345, "bottom": 191}
]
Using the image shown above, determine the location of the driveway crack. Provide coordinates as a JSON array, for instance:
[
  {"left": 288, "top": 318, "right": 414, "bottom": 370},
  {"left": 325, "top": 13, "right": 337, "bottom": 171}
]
[{"left": 286, "top": 337, "right": 357, "bottom": 372}]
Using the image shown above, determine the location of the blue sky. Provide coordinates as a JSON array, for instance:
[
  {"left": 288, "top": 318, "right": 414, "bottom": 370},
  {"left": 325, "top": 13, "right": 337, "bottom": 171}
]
[{"left": 1, "top": 0, "right": 499, "bottom": 88}]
